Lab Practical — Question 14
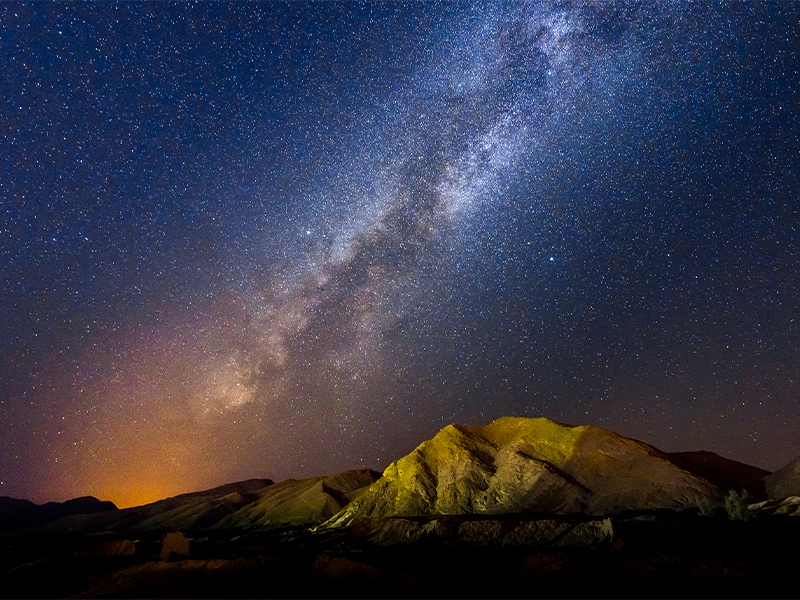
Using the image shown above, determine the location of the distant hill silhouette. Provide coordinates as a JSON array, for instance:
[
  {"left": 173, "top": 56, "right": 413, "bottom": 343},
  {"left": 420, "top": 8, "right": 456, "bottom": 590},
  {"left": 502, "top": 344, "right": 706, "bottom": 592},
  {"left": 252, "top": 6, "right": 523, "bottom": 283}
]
[
  {"left": 666, "top": 451, "right": 770, "bottom": 500},
  {"left": 0, "top": 495, "right": 117, "bottom": 532}
]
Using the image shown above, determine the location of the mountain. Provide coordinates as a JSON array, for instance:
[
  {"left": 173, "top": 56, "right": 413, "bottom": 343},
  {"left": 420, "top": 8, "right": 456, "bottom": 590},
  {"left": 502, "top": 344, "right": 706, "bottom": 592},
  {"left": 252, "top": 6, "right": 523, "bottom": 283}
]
[
  {"left": 322, "top": 417, "right": 724, "bottom": 528},
  {"left": 8, "top": 419, "right": 782, "bottom": 537},
  {"left": 31, "top": 479, "right": 274, "bottom": 534},
  {"left": 213, "top": 469, "right": 381, "bottom": 529},
  {"left": 31, "top": 470, "right": 381, "bottom": 534},
  {"left": 0, "top": 496, "right": 117, "bottom": 533},
  {"left": 764, "top": 454, "right": 800, "bottom": 499},
  {"left": 666, "top": 451, "right": 771, "bottom": 500}
]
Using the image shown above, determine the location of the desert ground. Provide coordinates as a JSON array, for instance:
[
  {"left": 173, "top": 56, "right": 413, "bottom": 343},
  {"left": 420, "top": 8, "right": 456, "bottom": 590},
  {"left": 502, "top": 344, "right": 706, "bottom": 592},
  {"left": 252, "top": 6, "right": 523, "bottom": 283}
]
[{"left": 1, "top": 513, "right": 799, "bottom": 598}]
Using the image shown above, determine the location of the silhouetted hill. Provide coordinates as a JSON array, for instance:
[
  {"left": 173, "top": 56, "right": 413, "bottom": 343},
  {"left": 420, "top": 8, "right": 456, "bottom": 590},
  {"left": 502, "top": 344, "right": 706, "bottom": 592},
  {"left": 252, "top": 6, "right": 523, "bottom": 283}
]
[
  {"left": 666, "top": 450, "right": 770, "bottom": 500},
  {"left": 0, "top": 495, "right": 117, "bottom": 532}
]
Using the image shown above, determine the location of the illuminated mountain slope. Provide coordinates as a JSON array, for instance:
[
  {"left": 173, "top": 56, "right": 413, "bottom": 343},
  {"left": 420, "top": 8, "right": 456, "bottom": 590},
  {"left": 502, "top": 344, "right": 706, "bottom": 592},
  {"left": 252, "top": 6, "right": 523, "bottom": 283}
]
[
  {"left": 213, "top": 469, "right": 381, "bottom": 529},
  {"left": 323, "top": 417, "right": 722, "bottom": 526}
]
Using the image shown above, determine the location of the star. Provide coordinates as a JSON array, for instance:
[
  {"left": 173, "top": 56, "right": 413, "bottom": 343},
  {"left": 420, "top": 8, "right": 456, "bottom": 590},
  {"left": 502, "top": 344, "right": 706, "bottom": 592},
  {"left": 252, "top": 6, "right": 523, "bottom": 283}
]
[{"left": 0, "top": 0, "right": 798, "bottom": 508}]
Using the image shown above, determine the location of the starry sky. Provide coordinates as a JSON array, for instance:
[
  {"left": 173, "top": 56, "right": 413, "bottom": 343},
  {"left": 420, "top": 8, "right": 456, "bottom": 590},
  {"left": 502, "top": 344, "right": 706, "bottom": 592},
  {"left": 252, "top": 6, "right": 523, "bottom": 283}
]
[{"left": 2, "top": 1, "right": 799, "bottom": 509}]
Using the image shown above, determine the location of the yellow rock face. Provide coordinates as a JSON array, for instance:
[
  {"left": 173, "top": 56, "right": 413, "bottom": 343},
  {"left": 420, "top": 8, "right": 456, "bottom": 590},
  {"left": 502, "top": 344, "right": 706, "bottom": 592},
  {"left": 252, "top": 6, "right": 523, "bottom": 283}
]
[{"left": 323, "top": 417, "right": 722, "bottom": 526}]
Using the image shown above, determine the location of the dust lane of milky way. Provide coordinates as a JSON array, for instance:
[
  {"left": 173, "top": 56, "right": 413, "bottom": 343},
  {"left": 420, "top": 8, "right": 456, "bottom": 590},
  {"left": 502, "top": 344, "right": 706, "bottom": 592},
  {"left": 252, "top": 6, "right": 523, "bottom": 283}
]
[{"left": 1, "top": 1, "right": 799, "bottom": 508}]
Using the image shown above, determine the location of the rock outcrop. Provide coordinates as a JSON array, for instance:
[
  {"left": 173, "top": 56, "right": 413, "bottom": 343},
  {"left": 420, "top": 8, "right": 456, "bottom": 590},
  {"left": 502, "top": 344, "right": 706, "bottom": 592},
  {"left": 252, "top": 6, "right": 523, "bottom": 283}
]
[
  {"left": 764, "top": 454, "right": 800, "bottom": 499},
  {"left": 749, "top": 496, "right": 800, "bottom": 517},
  {"left": 343, "top": 515, "right": 614, "bottom": 547},
  {"left": 322, "top": 417, "right": 722, "bottom": 528},
  {"left": 100, "top": 539, "right": 137, "bottom": 557},
  {"left": 159, "top": 531, "right": 192, "bottom": 561}
]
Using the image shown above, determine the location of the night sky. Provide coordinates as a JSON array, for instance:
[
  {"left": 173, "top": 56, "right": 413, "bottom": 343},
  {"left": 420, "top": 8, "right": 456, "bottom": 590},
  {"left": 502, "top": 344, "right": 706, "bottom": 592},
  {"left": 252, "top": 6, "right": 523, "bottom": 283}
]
[{"left": 2, "top": 1, "right": 799, "bottom": 509}]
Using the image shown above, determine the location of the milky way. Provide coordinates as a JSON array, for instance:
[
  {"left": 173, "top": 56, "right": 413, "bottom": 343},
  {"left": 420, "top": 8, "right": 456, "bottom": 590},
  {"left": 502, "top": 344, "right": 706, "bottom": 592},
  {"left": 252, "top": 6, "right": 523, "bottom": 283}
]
[{"left": 2, "top": 1, "right": 799, "bottom": 507}]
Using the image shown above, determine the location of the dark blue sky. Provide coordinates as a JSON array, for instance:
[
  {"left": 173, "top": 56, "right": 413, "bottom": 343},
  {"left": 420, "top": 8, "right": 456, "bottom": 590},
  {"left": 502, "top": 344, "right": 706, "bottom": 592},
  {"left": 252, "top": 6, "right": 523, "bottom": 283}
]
[{"left": 2, "top": 1, "right": 799, "bottom": 507}]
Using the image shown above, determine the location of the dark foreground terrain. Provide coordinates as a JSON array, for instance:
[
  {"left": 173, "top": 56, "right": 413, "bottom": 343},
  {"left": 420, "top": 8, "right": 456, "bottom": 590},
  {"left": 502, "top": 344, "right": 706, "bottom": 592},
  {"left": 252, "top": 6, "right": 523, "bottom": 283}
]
[{"left": 1, "top": 513, "right": 798, "bottom": 598}]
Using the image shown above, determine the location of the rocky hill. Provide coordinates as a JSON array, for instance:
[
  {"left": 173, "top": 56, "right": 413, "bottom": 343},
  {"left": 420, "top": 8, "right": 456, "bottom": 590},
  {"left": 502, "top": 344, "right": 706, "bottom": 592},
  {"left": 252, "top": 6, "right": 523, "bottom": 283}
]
[
  {"left": 666, "top": 450, "right": 770, "bottom": 500},
  {"left": 30, "top": 470, "right": 381, "bottom": 534},
  {"left": 31, "top": 479, "right": 274, "bottom": 534},
  {"left": 213, "top": 469, "right": 381, "bottom": 529},
  {"left": 764, "top": 454, "right": 800, "bottom": 499},
  {"left": 322, "top": 417, "right": 724, "bottom": 528}
]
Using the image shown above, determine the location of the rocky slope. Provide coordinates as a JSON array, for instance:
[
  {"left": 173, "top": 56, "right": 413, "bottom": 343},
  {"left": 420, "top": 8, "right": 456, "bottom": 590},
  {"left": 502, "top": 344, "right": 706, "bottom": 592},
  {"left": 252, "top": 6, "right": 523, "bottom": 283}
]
[
  {"left": 750, "top": 496, "right": 800, "bottom": 516},
  {"left": 30, "top": 470, "right": 380, "bottom": 534},
  {"left": 31, "top": 479, "right": 274, "bottom": 534},
  {"left": 666, "top": 450, "right": 770, "bottom": 500},
  {"left": 322, "top": 417, "right": 723, "bottom": 527},
  {"left": 764, "top": 454, "right": 800, "bottom": 499},
  {"left": 213, "top": 469, "right": 381, "bottom": 529},
  {"left": 345, "top": 515, "right": 615, "bottom": 548}
]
